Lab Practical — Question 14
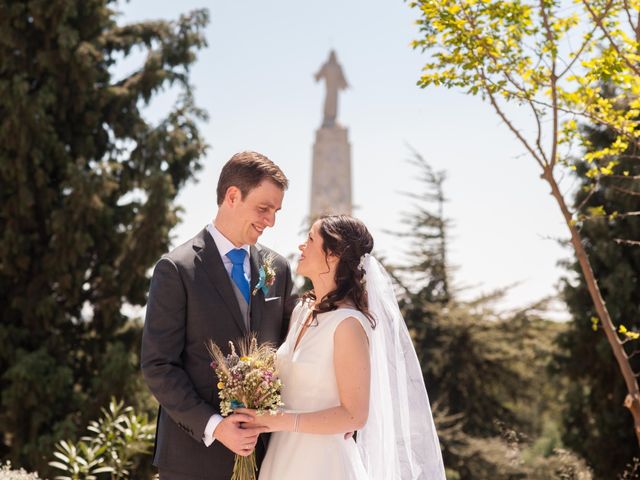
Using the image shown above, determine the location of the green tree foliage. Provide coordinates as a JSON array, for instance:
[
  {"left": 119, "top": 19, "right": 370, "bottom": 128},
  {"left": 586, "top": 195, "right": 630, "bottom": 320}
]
[
  {"left": 410, "top": 0, "right": 640, "bottom": 445},
  {"left": 0, "top": 1, "right": 209, "bottom": 474},
  {"left": 404, "top": 286, "right": 572, "bottom": 478},
  {"left": 393, "top": 151, "right": 451, "bottom": 304},
  {"left": 556, "top": 107, "right": 640, "bottom": 476},
  {"left": 396, "top": 155, "right": 574, "bottom": 478}
]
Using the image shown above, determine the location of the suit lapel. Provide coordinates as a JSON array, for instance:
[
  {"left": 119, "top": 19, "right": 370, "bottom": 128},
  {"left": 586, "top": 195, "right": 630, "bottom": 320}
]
[
  {"left": 194, "top": 228, "right": 248, "bottom": 336},
  {"left": 249, "top": 245, "right": 264, "bottom": 333}
]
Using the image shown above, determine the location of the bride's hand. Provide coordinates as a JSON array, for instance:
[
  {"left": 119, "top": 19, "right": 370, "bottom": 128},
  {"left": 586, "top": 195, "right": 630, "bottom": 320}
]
[
  {"left": 235, "top": 408, "right": 280, "bottom": 432},
  {"left": 233, "top": 408, "right": 257, "bottom": 421}
]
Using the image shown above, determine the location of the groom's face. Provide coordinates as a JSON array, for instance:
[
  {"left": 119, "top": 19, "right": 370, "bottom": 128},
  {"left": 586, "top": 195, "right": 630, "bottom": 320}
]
[{"left": 228, "top": 180, "right": 284, "bottom": 246}]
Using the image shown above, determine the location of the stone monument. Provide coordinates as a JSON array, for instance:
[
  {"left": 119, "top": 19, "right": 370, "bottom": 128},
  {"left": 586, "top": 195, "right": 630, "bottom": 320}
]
[{"left": 309, "top": 50, "right": 352, "bottom": 220}]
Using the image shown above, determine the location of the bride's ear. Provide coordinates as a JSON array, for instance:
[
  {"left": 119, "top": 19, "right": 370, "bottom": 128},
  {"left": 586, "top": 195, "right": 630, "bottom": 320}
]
[{"left": 326, "top": 251, "right": 339, "bottom": 265}]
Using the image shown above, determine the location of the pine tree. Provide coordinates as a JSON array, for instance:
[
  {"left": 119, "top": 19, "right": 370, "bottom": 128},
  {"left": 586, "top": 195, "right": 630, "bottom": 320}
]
[
  {"left": 0, "top": 1, "right": 209, "bottom": 474},
  {"left": 556, "top": 112, "right": 640, "bottom": 477},
  {"left": 395, "top": 154, "right": 569, "bottom": 479},
  {"left": 394, "top": 151, "right": 451, "bottom": 304}
]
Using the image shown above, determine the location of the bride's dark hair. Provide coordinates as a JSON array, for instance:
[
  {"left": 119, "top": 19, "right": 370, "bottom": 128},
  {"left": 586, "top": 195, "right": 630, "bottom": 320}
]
[{"left": 303, "top": 214, "right": 376, "bottom": 328}]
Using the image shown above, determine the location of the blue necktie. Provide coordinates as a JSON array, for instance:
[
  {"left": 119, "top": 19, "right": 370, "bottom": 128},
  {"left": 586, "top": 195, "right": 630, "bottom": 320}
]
[{"left": 226, "top": 248, "right": 250, "bottom": 303}]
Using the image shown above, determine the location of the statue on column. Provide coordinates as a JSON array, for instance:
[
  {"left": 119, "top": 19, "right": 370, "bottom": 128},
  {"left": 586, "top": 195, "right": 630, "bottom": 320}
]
[{"left": 315, "top": 50, "right": 348, "bottom": 128}]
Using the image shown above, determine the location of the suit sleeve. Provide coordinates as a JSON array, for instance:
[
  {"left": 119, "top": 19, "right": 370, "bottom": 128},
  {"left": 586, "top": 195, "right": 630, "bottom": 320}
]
[{"left": 141, "top": 257, "right": 216, "bottom": 442}]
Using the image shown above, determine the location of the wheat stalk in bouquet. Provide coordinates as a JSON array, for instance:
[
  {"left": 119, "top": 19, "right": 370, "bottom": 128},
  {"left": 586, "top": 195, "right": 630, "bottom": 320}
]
[{"left": 207, "top": 335, "right": 283, "bottom": 480}]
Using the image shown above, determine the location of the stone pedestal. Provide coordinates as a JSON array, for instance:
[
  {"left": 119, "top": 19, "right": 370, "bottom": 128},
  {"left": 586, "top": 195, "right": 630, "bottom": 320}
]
[{"left": 309, "top": 125, "right": 352, "bottom": 220}]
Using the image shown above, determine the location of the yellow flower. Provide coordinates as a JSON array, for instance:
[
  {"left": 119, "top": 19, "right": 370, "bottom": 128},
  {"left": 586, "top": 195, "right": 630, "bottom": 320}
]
[
  {"left": 217, "top": 382, "right": 225, "bottom": 389},
  {"left": 240, "top": 356, "right": 251, "bottom": 362},
  {"left": 617, "top": 324, "right": 640, "bottom": 340}
]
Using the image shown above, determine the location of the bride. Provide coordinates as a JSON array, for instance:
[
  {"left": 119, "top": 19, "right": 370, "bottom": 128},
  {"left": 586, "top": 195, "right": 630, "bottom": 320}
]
[{"left": 238, "top": 214, "right": 446, "bottom": 479}]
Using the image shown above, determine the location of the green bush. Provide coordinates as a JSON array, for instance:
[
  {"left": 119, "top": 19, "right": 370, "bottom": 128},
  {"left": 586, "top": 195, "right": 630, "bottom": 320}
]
[{"left": 49, "top": 399, "right": 154, "bottom": 480}]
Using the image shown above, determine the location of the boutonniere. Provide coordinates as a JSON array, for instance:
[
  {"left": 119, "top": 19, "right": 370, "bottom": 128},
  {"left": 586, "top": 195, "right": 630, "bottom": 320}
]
[{"left": 252, "top": 253, "right": 277, "bottom": 296}]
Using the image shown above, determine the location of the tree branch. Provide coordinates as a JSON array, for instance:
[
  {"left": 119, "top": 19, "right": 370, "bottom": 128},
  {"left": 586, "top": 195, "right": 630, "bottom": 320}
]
[
  {"left": 621, "top": 0, "right": 636, "bottom": 38},
  {"left": 479, "top": 76, "right": 640, "bottom": 151},
  {"left": 614, "top": 211, "right": 640, "bottom": 218},
  {"left": 611, "top": 185, "right": 640, "bottom": 196},
  {"left": 483, "top": 75, "right": 547, "bottom": 169},
  {"left": 604, "top": 174, "right": 640, "bottom": 180},
  {"left": 581, "top": 0, "right": 640, "bottom": 77},
  {"left": 614, "top": 238, "right": 640, "bottom": 246},
  {"left": 573, "top": 184, "right": 597, "bottom": 214},
  {"left": 539, "top": 0, "right": 560, "bottom": 168},
  {"left": 557, "top": 25, "right": 599, "bottom": 79}
]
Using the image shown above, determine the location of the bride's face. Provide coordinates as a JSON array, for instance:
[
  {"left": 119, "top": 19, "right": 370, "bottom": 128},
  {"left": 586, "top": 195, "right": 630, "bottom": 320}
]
[{"left": 297, "top": 220, "right": 334, "bottom": 278}]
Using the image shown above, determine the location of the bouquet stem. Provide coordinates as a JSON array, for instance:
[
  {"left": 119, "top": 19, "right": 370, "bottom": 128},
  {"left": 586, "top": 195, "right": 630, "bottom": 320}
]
[{"left": 231, "top": 452, "right": 257, "bottom": 480}]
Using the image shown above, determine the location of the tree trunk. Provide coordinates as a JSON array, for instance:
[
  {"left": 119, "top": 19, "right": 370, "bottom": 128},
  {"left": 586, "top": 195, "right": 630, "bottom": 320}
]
[{"left": 542, "top": 167, "right": 640, "bottom": 445}]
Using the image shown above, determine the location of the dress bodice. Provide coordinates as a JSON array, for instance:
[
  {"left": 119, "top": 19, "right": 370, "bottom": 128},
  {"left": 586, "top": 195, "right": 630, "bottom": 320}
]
[
  {"left": 276, "top": 301, "right": 371, "bottom": 412},
  {"left": 258, "top": 300, "right": 371, "bottom": 480}
]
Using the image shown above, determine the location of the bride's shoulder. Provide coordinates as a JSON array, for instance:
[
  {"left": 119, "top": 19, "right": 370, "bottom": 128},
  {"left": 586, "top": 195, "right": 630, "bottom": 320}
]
[
  {"left": 331, "top": 307, "right": 373, "bottom": 334},
  {"left": 334, "top": 306, "right": 368, "bottom": 319}
]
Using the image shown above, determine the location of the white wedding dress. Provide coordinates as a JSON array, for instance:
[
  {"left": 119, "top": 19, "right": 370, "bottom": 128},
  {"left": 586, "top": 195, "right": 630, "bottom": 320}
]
[
  {"left": 259, "top": 255, "right": 446, "bottom": 480},
  {"left": 258, "top": 301, "right": 370, "bottom": 480}
]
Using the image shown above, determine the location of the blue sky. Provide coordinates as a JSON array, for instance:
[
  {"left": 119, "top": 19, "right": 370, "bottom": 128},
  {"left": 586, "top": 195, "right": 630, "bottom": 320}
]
[{"left": 116, "top": 0, "right": 571, "bottom": 315}]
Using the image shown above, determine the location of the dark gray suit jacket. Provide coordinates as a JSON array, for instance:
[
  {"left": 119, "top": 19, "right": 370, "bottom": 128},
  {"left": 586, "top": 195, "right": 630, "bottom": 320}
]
[{"left": 141, "top": 228, "right": 296, "bottom": 479}]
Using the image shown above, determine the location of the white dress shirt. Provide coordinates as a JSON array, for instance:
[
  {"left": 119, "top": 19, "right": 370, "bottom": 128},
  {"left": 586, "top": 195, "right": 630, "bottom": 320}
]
[
  {"left": 202, "top": 223, "right": 251, "bottom": 446},
  {"left": 206, "top": 223, "right": 251, "bottom": 281}
]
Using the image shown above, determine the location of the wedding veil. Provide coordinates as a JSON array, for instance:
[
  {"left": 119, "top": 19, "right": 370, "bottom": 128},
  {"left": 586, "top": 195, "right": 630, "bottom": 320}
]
[{"left": 356, "top": 254, "right": 446, "bottom": 480}]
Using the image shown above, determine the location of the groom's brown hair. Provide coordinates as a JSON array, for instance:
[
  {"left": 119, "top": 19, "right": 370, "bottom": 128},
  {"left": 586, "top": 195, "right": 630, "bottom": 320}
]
[{"left": 216, "top": 151, "right": 289, "bottom": 205}]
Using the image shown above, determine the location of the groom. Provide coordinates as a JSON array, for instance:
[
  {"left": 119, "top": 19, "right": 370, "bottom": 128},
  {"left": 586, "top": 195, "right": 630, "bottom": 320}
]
[{"left": 141, "top": 151, "right": 296, "bottom": 479}]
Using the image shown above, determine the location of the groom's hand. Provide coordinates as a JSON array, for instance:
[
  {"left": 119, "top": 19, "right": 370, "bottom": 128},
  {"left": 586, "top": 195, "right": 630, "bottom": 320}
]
[{"left": 213, "top": 413, "right": 267, "bottom": 456}]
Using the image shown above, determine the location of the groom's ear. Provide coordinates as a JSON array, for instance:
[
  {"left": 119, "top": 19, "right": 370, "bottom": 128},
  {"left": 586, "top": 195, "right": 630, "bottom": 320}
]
[{"left": 224, "top": 186, "right": 242, "bottom": 206}]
